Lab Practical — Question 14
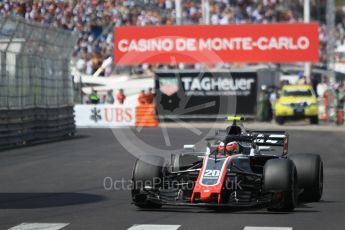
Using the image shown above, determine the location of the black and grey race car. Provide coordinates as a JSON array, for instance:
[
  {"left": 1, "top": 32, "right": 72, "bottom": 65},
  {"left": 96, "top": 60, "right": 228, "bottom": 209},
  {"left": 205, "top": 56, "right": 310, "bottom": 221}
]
[{"left": 131, "top": 117, "right": 323, "bottom": 211}]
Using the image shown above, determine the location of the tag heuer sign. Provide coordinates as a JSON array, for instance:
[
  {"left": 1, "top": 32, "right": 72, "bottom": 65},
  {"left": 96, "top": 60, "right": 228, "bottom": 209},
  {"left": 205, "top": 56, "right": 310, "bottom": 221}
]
[
  {"left": 155, "top": 71, "right": 258, "bottom": 117},
  {"left": 159, "top": 78, "right": 178, "bottom": 96}
]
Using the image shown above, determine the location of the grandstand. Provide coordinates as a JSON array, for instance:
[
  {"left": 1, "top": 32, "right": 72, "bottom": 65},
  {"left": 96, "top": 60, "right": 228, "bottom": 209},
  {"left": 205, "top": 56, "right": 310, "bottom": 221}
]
[{"left": 0, "top": 0, "right": 343, "bottom": 76}]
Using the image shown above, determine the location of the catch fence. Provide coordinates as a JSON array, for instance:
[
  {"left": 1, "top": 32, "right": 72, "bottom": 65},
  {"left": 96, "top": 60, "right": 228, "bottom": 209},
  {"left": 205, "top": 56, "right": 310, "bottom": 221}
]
[{"left": 0, "top": 15, "right": 78, "bottom": 149}]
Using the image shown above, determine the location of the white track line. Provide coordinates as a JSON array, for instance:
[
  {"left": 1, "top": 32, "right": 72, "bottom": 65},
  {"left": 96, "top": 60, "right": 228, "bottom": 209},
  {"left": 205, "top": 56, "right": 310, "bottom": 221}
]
[
  {"left": 127, "top": 224, "right": 181, "bottom": 230},
  {"left": 244, "top": 227, "right": 293, "bottom": 230},
  {"left": 8, "top": 223, "right": 69, "bottom": 230}
]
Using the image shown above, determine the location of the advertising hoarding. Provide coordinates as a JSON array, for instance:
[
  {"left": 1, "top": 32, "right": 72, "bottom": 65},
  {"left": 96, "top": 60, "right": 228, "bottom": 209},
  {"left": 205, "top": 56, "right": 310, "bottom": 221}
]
[
  {"left": 115, "top": 24, "right": 319, "bottom": 64},
  {"left": 155, "top": 71, "right": 258, "bottom": 118}
]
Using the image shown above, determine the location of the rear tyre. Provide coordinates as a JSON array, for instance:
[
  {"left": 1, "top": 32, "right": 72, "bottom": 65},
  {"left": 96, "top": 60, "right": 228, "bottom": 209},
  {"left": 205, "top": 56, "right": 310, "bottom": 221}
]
[
  {"left": 276, "top": 117, "right": 285, "bottom": 125},
  {"left": 289, "top": 154, "right": 323, "bottom": 202},
  {"left": 264, "top": 159, "right": 298, "bottom": 211},
  {"left": 131, "top": 156, "right": 163, "bottom": 208},
  {"left": 310, "top": 116, "right": 319, "bottom": 125},
  {"left": 172, "top": 153, "right": 200, "bottom": 171}
]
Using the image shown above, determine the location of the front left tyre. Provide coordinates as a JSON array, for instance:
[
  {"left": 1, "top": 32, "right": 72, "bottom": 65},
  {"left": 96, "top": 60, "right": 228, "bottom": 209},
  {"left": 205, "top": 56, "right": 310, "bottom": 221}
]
[{"left": 264, "top": 158, "right": 298, "bottom": 211}]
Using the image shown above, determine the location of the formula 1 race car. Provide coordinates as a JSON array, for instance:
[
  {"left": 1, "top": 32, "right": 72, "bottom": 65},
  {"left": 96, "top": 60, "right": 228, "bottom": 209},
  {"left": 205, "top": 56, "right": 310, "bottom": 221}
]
[{"left": 131, "top": 117, "right": 323, "bottom": 211}]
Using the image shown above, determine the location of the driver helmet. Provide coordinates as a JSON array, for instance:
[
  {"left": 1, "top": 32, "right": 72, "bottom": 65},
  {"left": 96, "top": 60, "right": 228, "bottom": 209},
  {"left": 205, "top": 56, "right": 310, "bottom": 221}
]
[{"left": 217, "top": 141, "right": 239, "bottom": 155}]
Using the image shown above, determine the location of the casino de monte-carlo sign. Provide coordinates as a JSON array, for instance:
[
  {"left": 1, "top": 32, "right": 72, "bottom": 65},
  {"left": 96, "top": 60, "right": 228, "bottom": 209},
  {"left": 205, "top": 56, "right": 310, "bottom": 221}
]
[{"left": 114, "top": 23, "right": 319, "bottom": 65}]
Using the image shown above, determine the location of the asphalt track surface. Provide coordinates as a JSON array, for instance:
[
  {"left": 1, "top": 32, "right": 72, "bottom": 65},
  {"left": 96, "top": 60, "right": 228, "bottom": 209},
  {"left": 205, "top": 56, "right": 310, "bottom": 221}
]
[{"left": 1, "top": 127, "right": 345, "bottom": 230}]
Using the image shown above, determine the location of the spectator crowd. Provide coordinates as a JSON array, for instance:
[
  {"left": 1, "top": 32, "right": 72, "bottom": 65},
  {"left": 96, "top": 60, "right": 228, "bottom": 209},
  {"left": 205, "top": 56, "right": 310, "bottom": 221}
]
[
  {"left": 85, "top": 87, "right": 155, "bottom": 105},
  {"left": 2, "top": 0, "right": 345, "bottom": 75}
]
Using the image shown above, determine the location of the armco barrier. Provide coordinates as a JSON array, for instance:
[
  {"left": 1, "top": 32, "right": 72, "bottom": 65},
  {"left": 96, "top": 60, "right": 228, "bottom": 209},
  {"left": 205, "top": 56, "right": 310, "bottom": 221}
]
[
  {"left": 0, "top": 106, "right": 75, "bottom": 150},
  {"left": 135, "top": 104, "right": 159, "bottom": 127}
]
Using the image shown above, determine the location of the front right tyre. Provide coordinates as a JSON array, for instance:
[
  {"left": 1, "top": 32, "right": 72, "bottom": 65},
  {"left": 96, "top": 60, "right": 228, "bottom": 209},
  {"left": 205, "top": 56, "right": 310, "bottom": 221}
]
[{"left": 131, "top": 156, "right": 163, "bottom": 209}]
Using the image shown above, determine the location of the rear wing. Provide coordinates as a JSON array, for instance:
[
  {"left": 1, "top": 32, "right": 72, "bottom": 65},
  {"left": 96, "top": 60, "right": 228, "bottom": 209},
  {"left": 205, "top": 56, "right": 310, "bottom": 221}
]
[
  {"left": 248, "top": 130, "right": 289, "bottom": 155},
  {"left": 207, "top": 130, "right": 289, "bottom": 155}
]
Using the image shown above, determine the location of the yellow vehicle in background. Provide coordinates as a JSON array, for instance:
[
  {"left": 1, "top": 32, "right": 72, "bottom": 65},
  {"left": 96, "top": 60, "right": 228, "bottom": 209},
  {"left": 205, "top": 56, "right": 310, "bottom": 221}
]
[{"left": 275, "top": 85, "right": 319, "bottom": 125}]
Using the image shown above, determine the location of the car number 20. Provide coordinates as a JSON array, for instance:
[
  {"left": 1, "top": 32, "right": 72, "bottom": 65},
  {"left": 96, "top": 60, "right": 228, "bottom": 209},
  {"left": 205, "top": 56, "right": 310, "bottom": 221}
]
[{"left": 204, "top": 169, "right": 221, "bottom": 177}]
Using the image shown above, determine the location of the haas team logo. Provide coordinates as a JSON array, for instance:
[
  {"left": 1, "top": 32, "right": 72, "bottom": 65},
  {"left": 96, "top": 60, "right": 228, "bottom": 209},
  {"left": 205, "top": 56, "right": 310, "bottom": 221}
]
[{"left": 159, "top": 77, "right": 179, "bottom": 96}]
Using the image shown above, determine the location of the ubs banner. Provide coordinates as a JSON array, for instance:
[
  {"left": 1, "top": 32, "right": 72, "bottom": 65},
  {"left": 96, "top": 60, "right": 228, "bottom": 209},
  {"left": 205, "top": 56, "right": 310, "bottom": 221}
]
[
  {"left": 155, "top": 71, "right": 258, "bottom": 118},
  {"left": 74, "top": 104, "right": 135, "bottom": 128}
]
